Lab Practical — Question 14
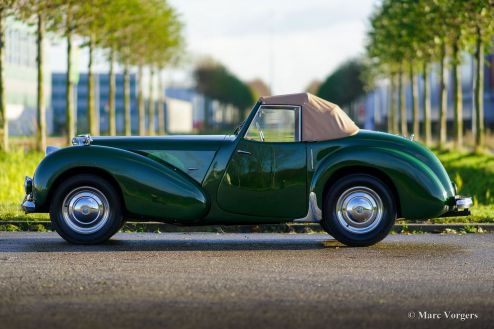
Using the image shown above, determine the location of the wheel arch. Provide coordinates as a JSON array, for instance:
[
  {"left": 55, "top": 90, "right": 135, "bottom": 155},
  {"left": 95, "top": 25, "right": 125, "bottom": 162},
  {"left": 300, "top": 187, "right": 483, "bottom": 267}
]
[
  {"left": 322, "top": 166, "right": 401, "bottom": 218},
  {"left": 44, "top": 167, "right": 126, "bottom": 214}
]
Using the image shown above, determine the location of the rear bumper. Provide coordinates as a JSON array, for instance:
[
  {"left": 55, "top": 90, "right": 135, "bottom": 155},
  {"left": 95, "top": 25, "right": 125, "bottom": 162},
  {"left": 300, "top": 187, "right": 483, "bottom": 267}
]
[
  {"left": 440, "top": 196, "right": 472, "bottom": 217},
  {"left": 20, "top": 176, "right": 36, "bottom": 213},
  {"left": 20, "top": 194, "right": 36, "bottom": 213}
]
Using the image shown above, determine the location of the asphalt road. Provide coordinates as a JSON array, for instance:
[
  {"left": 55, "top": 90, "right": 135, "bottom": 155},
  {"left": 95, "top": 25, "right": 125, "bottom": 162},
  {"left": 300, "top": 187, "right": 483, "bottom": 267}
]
[{"left": 0, "top": 232, "right": 493, "bottom": 329}]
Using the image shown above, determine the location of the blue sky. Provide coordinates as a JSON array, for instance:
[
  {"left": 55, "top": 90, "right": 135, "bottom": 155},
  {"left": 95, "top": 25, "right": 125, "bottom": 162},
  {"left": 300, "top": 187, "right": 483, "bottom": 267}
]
[{"left": 50, "top": 0, "right": 377, "bottom": 94}]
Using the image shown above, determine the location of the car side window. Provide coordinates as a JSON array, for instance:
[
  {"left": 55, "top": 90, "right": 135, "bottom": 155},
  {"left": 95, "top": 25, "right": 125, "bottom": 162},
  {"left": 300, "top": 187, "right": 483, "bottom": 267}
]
[{"left": 244, "top": 106, "right": 300, "bottom": 142}]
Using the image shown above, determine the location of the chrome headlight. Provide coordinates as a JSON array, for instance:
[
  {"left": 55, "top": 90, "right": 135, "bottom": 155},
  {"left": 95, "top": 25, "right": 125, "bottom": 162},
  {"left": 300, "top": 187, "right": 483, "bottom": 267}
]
[{"left": 72, "top": 134, "right": 93, "bottom": 146}]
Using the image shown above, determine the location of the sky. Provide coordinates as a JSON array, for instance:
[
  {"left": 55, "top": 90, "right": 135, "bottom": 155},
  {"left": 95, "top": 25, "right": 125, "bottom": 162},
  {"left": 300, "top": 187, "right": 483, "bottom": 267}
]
[{"left": 49, "top": 0, "right": 377, "bottom": 95}]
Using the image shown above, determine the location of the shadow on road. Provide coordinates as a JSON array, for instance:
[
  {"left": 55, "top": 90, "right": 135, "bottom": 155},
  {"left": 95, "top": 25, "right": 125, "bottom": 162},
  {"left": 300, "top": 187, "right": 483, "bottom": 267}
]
[
  {"left": 0, "top": 234, "right": 347, "bottom": 252},
  {"left": 0, "top": 233, "right": 466, "bottom": 255}
]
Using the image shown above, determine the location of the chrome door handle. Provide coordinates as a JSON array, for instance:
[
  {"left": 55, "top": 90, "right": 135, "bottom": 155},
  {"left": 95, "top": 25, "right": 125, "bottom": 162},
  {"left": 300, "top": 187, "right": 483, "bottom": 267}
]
[{"left": 237, "top": 149, "right": 251, "bottom": 155}]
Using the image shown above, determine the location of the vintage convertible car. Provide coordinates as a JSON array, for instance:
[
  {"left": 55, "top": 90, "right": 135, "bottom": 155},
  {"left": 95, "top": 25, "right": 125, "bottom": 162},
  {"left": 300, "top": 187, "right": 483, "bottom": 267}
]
[{"left": 21, "top": 93, "right": 472, "bottom": 246}]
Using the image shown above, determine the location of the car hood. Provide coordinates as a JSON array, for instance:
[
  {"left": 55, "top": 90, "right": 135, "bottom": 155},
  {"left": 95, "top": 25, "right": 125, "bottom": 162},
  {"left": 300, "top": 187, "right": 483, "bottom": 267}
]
[
  {"left": 91, "top": 135, "right": 235, "bottom": 152},
  {"left": 90, "top": 135, "right": 236, "bottom": 183}
]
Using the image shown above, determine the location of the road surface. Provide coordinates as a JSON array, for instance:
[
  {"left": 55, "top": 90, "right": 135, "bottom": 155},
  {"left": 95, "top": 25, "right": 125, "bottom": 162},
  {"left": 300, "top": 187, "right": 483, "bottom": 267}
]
[{"left": 0, "top": 232, "right": 492, "bottom": 329}]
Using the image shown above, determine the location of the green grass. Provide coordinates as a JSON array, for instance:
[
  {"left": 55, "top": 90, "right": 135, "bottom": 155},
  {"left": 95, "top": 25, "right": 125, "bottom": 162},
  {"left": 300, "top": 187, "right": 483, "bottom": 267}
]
[
  {"left": 0, "top": 148, "right": 492, "bottom": 223},
  {"left": 430, "top": 149, "right": 494, "bottom": 223},
  {"left": 0, "top": 150, "right": 48, "bottom": 221}
]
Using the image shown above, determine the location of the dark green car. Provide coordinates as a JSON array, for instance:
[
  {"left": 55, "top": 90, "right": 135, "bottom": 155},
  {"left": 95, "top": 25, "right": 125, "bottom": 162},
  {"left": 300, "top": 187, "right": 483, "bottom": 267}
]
[{"left": 21, "top": 93, "right": 471, "bottom": 246}]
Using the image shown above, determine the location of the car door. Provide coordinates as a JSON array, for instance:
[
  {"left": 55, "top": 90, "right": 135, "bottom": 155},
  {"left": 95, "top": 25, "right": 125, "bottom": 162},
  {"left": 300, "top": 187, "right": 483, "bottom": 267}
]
[{"left": 217, "top": 105, "right": 307, "bottom": 218}]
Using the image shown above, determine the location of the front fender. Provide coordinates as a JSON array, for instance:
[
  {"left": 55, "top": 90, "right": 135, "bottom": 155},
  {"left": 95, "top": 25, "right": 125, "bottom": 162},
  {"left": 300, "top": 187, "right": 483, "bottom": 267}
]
[
  {"left": 312, "top": 147, "right": 450, "bottom": 219},
  {"left": 33, "top": 145, "right": 209, "bottom": 222}
]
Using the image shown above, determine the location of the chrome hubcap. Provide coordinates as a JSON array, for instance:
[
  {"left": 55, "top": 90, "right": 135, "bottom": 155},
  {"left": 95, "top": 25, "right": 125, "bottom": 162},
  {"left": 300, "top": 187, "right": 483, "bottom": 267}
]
[
  {"left": 61, "top": 187, "right": 110, "bottom": 234},
  {"left": 336, "top": 186, "right": 384, "bottom": 234}
]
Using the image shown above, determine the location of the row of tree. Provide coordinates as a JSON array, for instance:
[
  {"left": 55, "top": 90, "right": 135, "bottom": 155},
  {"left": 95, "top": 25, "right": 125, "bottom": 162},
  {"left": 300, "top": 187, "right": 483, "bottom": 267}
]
[
  {"left": 0, "top": 0, "right": 183, "bottom": 151},
  {"left": 366, "top": 0, "right": 493, "bottom": 150}
]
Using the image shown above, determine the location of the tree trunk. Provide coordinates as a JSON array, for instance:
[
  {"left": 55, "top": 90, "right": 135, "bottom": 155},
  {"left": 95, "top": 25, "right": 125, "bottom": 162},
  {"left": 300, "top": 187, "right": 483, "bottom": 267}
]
[
  {"left": 388, "top": 74, "right": 397, "bottom": 134},
  {"left": 410, "top": 65, "right": 419, "bottom": 139},
  {"left": 108, "top": 48, "right": 116, "bottom": 135},
  {"left": 35, "top": 13, "right": 46, "bottom": 152},
  {"left": 398, "top": 67, "right": 407, "bottom": 136},
  {"left": 87, "top": 34, "right": 97, "bottom": 136},
  {"left": 473, "top": 25, "right": 484, "bottom": 151},
  {"left": 203, "top": 96, "right": 210, "bottom": 132},
  {"left": 147, "top": 68, "right": 155, "bottom": 135},
  {"left": 438, "top": 41, "right": 448, "bottom": 149},
  {"left": 157, "top": 71, "right": 165, "bottom": 135},
  {"left": 422, "top": 62, "right": 432, "bottom": 146},
  {"left": 0, "top": 10, "right": 8, "bottom": 151},
  {"left": 123, "top": 64, "right": 131, "bottom": 136},
  {"left": 452, "top": 37, "right": 463, "bottom": 149},
  {"left": 137, "top": 65, "right": 145, "bottom": 136},
  {"left": 66, "top": 31, "right": 75, "bottom": 145}
]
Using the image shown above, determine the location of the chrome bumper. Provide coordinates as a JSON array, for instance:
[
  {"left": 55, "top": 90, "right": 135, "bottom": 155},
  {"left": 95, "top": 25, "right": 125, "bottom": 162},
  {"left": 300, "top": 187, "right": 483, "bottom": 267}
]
[
  {"left": 21, "top": 194, "right": 36, "bottom": 213},
  {"left": 440, "top": 196, "right": 472, "bottom": 217},
  {"left": 456, "top": 196, "right": 473, "bottom": 210},
  {"left": 20, "top": 176, "right": 36, "bottom": 213}
]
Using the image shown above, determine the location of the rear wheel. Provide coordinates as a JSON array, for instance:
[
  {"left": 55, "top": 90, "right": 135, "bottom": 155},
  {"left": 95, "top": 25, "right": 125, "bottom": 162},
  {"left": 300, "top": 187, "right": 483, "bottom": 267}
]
[
  {"left": 321, "top": 174, "right": 396, "bottom": 247},
  {"left": 50, "top": 174, "right": 123, "bottom": 244}
]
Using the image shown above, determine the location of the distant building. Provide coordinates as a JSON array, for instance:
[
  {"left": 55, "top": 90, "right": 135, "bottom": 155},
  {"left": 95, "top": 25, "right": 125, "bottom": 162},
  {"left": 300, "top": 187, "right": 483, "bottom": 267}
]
[
  {"left": 358, "top": 54, "right": 494, "bottom": 131},
  {"left": 51, "top": 73, "right": 139, "bottom": 135},
  {"left": 165, "top": 87, "right": 239, "bottom": 133},
  {"left": 4, "top": 18, "right": 52, "bottom": 136}
]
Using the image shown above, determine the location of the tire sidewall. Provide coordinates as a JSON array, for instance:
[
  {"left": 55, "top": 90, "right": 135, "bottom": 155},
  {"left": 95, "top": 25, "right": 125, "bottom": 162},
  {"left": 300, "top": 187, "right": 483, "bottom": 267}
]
[
  {"left": 50, "top": 174, "right": 123, "bottom": 244},
  {"left": 323, "top": 174, "right": 396, "bottom": 247}
]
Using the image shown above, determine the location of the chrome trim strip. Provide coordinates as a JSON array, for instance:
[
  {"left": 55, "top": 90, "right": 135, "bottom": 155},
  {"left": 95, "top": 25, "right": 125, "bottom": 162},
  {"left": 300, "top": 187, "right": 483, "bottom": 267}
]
[
  {"left": 237, "top": 149, "right": 252, "bottom": 155},
  {"left": 293, "top": 192, "right": 322, "bottom": 223},
  {"left": 310, "top": 148, "right": 314, "bottom": 170}
]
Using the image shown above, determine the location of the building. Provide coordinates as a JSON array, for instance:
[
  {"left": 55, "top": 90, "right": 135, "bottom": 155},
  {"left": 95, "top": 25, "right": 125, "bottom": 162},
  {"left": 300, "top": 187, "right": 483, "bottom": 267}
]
[
  {"left": 4, "top": 18, "right": 52, "bottom": 136},
  {"left": 165, "top": 87, "right": 240, "bottom": 133},
  {"left": 51, "top": 73, "right": 139, "bottom": 135}
]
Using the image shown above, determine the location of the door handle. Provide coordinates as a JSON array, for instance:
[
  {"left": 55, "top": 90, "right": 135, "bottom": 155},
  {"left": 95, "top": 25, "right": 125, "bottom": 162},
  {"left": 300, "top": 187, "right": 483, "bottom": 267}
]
[{"left": 237, "top": 149, "right": 251, "bottom": 155}]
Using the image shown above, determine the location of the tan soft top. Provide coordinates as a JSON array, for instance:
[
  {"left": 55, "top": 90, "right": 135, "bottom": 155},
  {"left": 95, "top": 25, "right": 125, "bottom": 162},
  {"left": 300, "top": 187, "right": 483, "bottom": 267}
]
[{"left": 259, "top": 92, "right": 359, "bottom": 141}]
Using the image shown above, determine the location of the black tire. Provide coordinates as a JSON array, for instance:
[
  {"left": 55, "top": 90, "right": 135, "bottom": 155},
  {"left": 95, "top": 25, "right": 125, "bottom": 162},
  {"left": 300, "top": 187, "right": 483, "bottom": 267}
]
[
  {"left": 50, "top": 174, "right": 123, "bottom": 244},
  {"left": 321, "top": 174, "right": 396, "bottom": 247}
]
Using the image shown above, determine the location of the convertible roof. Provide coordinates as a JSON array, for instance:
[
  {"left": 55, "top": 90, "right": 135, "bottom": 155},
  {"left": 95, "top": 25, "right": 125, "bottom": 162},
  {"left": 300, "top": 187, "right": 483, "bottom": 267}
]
[{"left": 259, "top": 92, "right": 359, "bottom": 141}]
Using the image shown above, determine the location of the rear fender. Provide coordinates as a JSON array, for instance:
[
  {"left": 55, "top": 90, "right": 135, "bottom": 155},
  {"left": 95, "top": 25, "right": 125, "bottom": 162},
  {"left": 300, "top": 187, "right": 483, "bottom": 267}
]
[
  {"left": 312, "top": 147, "right": 448, "bottom": 219},
  {"left": 33, "top": 145, "right": 209, "bottom": 221}
]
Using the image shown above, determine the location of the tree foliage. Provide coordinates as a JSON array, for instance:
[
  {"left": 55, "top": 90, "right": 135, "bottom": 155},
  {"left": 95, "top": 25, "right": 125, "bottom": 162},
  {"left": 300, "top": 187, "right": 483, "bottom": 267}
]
[
  {"left": 194, "top": 59, "right": 254, "bottom": 110},
  {"left": 316, "top": 59, "right": 365, "bottom": 107}
]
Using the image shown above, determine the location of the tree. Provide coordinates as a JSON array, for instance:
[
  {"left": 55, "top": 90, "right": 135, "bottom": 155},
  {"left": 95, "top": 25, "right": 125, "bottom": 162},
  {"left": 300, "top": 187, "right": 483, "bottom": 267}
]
[
  {"left": 248, "top": 78, "right": 271, "bottom": 99},
  {"left": 194, "top": 59, "right": 254, "bottom": 116},
  {"left": 317, "top": 59, "right": 365, "bottom": 108},
  {"left": 0, "top": 0, "right": 15, "bottom": 151},
  {"left": 147, "top": 68, "right": 155, "bottom": 135},
  {"left": 17, "top": 0, "right": 56, "bottom": 151},
  {"left": 464, "top": 0, "right": 494, "bottom": 151}
]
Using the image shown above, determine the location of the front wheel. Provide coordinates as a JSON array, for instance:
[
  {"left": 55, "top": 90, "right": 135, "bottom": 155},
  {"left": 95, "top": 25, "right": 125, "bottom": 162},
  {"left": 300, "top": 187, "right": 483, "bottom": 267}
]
[
  {"left": 50, "top": 174, "right": 123, "bottom": 244},
  {"left": 321, "top": 174, "right": 396, "bottom": 247}
]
